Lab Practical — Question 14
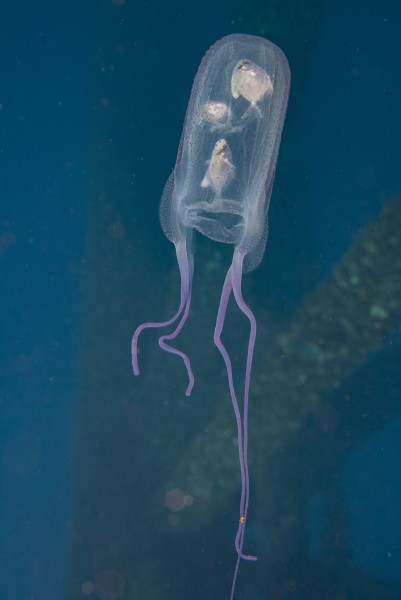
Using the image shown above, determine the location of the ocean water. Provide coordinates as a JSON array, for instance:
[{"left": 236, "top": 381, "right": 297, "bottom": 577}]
[{"left": 1, "top": 1, "right": 401, "bottom": 599}]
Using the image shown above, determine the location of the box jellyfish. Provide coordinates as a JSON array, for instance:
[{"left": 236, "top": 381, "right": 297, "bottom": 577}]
[{"left": 132, "top": 34, "right": 290, "bottom": 599}]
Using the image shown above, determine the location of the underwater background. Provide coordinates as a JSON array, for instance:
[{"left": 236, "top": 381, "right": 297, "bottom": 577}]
[{"left": 1, "top": 1, "right": 401, "bottom": 599}]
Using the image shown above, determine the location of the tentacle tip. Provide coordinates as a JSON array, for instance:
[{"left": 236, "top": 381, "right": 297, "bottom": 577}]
[
  {"left": 185, "top": 379, "right": 195, "bottom": 396},
  {"left": 132, "top": 362, "right": 140, "bottom": 376},
  {"left": 242, "top": 554, "right": 257, "bottom": 562}
]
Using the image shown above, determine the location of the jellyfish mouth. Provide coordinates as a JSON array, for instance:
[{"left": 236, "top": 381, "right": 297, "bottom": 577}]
[
  {"left": 185, "top": 207, "right": 244, "bottom": 244},
  {"left": 196, "top": 209, "right": 242, "bottom": 229}
]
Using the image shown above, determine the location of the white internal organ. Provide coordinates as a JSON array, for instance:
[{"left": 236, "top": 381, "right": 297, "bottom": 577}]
[
  {"left": 200, "top": 139, "right": 234, "bottom": 197},
  {"left": 201, "top": 101, "right": 229, "bottom": 123},
  {"left": 231, "top": 59, "right": 273, "bottom": 108}
]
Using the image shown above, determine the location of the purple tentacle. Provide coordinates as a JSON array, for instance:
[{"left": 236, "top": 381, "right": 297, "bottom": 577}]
[
  {"left": 132, "top": 239, "right": 194, "bottom": 394},
  {"left": 213, "top": 248, "right": 257, "bottom": 600},
  {"left": 159, "top": 243, "right": 194, "bottom": 395}
]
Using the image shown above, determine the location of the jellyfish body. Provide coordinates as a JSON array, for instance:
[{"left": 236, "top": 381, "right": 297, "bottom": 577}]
[{"left": 132, "top": 34, "right": 290, "bottom": 600}]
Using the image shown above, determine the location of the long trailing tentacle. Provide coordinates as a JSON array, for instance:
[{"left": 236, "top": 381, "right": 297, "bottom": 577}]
[{"left": 213, "top": 248, "right": 257, "bottom": 600}]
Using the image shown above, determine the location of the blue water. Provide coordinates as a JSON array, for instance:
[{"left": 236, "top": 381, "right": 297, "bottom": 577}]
[
  {"left": 1, "top": 0, "right": 401, "bottom": 599},
  {"left": 0, "top": 3, "right": 89, "bottom": 599}
]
